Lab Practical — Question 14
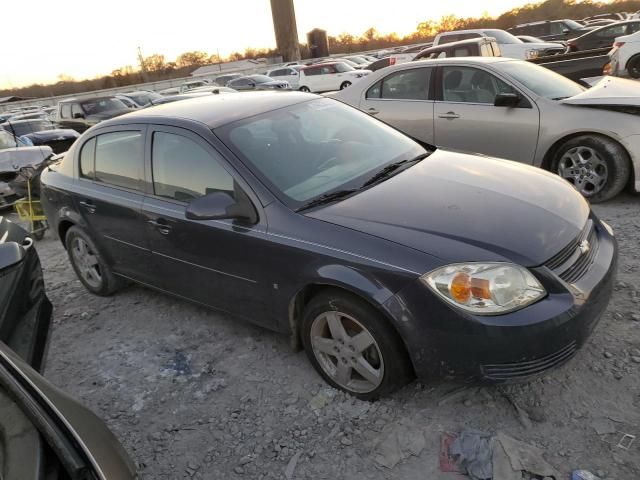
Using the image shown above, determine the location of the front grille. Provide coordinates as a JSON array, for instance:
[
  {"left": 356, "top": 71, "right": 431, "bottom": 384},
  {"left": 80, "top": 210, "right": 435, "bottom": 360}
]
[
  {"left": 481, "top": 341, "right": 577, "bottom": 381},
  {"left": 545, "top": 220, "right": 598, "bottom": 284}
]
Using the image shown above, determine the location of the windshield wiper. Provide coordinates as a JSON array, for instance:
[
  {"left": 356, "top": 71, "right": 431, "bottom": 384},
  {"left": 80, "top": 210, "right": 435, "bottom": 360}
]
[
  {"left": 361, "top": 152, "right": 431, "bottom": 188},
  {"left": 296, "top": 189, "right": 359, "bottom": 212}
]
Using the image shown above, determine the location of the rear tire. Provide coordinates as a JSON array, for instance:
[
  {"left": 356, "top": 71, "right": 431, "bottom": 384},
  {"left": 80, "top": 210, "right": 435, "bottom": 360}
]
[
  {"left": 627, "top": 55, "right": 640, "bottom": 79},
  {"left": 299, "top": 86, "right": 310, "bottom": 92},
  {"left": 551, "top": 135, "right": 630, "bottom": 203},
  {"left": 301, "top": 290, "right": 413, "bottom": 400},
  {"left": 340, "top": 81, "right": 352, "bottom": 90},
  {"left": 65, "top": 226, "right": 123, "bottom": 296}
]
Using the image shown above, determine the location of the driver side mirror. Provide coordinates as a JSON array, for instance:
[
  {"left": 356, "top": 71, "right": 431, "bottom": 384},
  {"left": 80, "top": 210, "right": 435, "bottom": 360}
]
[
  {"left": 185, "top": 191, "right": 257, "bottom": 224},
  {"left": 494, "top": 92, "right": 521, "bottom": 108},
  {"left": 73, "top": 112, "right": 85, "bottom": 119}
]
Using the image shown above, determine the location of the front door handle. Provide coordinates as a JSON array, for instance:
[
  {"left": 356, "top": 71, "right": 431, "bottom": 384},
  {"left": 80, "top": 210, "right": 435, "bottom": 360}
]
[
  {"left": 367, "top": 108, "right": 380, "bottom": 115},
  {"left": 148, "top": 219, "right": 172, "bottom": 235},
  {"left": 79, "top": 200, "right": 96, "bottom": 214},
  {"left": 438, "top": 111, "right": 460, "bottom": 120}
]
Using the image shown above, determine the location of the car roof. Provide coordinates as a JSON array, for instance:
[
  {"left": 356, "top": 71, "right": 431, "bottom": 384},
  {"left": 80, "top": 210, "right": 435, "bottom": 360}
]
[
  {"left": 411, "top": 56, "right": 513, "bottom": 66},
  {"left": 422, "top": 37, "right": 494, "bottom": 50},
  {"left": 100, "top": 91, "right": 316, "bottom": 129}
]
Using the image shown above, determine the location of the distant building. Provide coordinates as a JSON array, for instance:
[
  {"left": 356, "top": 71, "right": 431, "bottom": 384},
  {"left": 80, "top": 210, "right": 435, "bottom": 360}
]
[{"left": 190, "top": 57, "right": 283, "bottom": 77}]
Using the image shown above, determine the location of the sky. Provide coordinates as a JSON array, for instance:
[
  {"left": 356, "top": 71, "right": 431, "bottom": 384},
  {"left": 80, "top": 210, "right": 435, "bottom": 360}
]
[{"left": 2, "top": 0, "right": 531, "bottom": 89}]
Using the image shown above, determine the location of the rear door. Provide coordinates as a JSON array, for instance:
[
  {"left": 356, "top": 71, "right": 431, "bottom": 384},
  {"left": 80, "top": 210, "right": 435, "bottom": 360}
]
[
  {"left": 141, "top": 126, "right": 272, "bottom": 322},
  {"left": 433, "top": 64, "right": 540, "bottom": 163},
  {"left": 359, "top": 66, "right": 435, "bottom": 144},
  {"left": 73, "top": 126, "right": 153, "bottom": 281}
]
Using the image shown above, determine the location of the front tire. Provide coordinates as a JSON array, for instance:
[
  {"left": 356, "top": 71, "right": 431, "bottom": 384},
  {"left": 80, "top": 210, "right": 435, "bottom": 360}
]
[
  {"left": 66, "top": 226, "right": 123, "bottom": 296},
  {"left": 299, "top": 86, "right": 310, "bottom": 92},
  {"left": 339, "top": 81, "right": 352, "bottom": 90},
  {"left": 552, "top": 135, "right": 630, "bottom": 203},
  {"left": 301, "top": 290, "right": 412, "bottom": 400},
  {"left": 627, "top": 55, "right": 640, "bottom": 79}
]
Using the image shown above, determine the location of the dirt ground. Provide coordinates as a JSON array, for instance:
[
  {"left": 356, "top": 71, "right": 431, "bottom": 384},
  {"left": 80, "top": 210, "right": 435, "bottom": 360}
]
[{"left": 10, "top": 193, "right": 640, "bottom": 480}]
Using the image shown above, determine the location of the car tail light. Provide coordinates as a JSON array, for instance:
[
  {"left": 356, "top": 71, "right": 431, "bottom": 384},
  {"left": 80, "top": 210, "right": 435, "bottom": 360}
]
[
  {"left": 568, "top": 41, "right": 577, "bottom": 52},
  {"left": 389, "top": 57, "right": 396, "bottom": 65},
  {"left": 613, "top": 41, "right": 625, "bottom": 48},
  {"left": 603, "top": 63, "right": 612, "bottom": 75}
]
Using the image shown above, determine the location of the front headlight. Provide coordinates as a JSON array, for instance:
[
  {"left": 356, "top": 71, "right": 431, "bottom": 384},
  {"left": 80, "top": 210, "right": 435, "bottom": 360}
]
[
  {"left": 421, "top": 263, "right": 546, "bottom": 315},
  {"left": 525, "top": 49, "right": 540, "bottom": 59}
]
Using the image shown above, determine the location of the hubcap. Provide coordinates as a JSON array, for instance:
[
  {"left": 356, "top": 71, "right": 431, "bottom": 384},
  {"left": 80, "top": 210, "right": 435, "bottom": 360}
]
[
  {"left": 310, "top": 311, "right": 384, "bottom": 394},
  {"left": 557, "top": 146, "right": 608, "bottom": 197},
  {"left": 71, "top": 237, "right": 102, "bottom": 289}
]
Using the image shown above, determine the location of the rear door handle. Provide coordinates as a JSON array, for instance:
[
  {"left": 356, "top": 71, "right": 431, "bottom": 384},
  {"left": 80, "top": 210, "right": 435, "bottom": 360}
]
[
  {"left": 79, "top": 200, "right": 96, "bottom": 214},
  {"left": 148, "top": 219, "right": 172, "bottom": 235},
  {"left": 438, "top": 111, "right": 460, "bottom": 119},
  {"left": 367, "top": 108, "right": 380, "bottom": 115}
]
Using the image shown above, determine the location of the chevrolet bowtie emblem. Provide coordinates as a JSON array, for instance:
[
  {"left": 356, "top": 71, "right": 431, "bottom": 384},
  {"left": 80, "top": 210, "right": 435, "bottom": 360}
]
[{"left": 579, "top": 240, "right": 590, "bottom": 255}]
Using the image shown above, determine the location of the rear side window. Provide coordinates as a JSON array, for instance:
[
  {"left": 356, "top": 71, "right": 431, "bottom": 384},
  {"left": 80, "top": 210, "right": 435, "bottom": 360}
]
[
  {"left": 94, "top": 131, "right": 144, "bottom": 190},
  {"left": 303, "top": 67, "right": 320, "bottom": 76},
  {"left": 71, "top": 104, "right": 83, "bottom": 118},
  {"left": 79, "top": 137, "right": 96, "bottom": 179},
  {"left": 452, "top": 46, "right": 472, "bottom": 57},
  {"left": 60, "top": 104, "right": 71, "bottom": 119},
  {"left": 367, "top": 68, "right": 430, "bottom": 100},
  {"left": 151, "top": 132, "right": 234, "bottom": 202}
]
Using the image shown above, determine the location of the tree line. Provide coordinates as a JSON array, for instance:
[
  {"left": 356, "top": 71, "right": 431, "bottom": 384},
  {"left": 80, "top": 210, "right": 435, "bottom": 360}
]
[{"left": 2, "top": 0, "right": 639, "bottom": 99}]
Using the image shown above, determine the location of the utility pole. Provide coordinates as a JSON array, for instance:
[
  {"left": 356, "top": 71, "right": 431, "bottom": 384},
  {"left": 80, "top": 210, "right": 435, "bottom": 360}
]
[
  {"left": 137, "top": 46, "right": 149, "bottom": 82},
  {"left": 270, "top": 0, "right": 301, "bottom": 62}
]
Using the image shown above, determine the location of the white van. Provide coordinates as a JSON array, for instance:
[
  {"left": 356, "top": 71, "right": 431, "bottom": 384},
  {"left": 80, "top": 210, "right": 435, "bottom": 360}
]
[{"left": 297, "top": 62, "right": 371, "bottom": 93}]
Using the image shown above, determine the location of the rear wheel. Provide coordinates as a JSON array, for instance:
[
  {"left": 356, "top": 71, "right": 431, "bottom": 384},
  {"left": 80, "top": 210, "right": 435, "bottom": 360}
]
[
  {"left": 66, "top": 226, "right": 123, "bottom": 296},
  {"left": 340, "top": 81, "right": 352, "bottom": 90},
  {"left": 552, "top": 135, "right": 630, "bottom": 203},
  {"left": 301, "top": 290, "right": 412, "bottom": 400},
  {"left": 627, "top": 55, "right": 640, "bottom": 79},
  {"left": 299, "top": 86, "right": 310, "bottom": 92}
]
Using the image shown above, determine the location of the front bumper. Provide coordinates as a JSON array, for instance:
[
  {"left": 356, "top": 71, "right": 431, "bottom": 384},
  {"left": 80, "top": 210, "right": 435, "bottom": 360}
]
[{"left": 385, "top": 218, "right": 617, "bottom": 382}]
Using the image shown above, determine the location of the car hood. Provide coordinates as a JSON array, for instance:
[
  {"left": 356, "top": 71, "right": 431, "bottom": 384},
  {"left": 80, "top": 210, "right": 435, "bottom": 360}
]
[
  {"left": 561, "top": 76, "right": 640, "bottom": 106},
  {"left": 0, "top": 146, "right": 52, "bottom": 172},
  {"left": 306, "top": 149, "right": 589, "bottom": 267},
  {"left": 22, "top": 129, "right": 79, "bottom": 143}
]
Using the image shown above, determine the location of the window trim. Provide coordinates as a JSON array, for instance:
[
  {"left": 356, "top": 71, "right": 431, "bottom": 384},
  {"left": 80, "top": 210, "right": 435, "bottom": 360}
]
[
  {"left": 365, "top": 66, "right": 435, "bottom": 102},
  {"left": 75, "top": 125, "right": 149, "bottom": 194}
]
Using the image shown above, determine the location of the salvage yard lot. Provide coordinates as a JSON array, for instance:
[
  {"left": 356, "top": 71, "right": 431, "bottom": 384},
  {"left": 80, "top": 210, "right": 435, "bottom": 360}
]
[{"left": 15, "top": 193, "right": 640, "bottom": 479}]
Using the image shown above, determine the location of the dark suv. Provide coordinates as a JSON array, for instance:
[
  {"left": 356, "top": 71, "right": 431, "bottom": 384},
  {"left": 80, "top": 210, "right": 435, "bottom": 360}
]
[
  {"left": 508, "top": 19, "right": 593, "bottom": 41},
  {"left": 56, "top": 97, "right": 130, "bottom": 133}
]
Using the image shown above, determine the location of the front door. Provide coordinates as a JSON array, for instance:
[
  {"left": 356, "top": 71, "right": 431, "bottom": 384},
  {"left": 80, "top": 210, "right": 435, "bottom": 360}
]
[
  {"left": 433, "top": 65, "right": 540, "bottom": 164},
  {"left": 141, "top": 126, "right": 271, "bottom": 322},
  {"left": 73, "top": 127, "right": 152, "bottom": 281},
  {"left": 359, "top": 66, "right": 435, "bottom": 144}
]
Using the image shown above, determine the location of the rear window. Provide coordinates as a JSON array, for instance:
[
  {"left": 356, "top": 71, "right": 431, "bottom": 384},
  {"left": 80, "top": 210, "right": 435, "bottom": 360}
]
[
  {"left": 439, "top": 33, "right": 481, "bottom": 45},
  {"left": 94, "top": 131, "right": 144, "bottom": 191}
]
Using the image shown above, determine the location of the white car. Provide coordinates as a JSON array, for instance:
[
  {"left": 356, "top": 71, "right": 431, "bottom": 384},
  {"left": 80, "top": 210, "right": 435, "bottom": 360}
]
[
  {"left": 434, "top": 29, "right": 564, "bottom": 59},
  {"left": 266, "top": 65, "right": 303, "bottom": 88},
  {"left": 609, "top": 30, "right": 640, "bottom": 78},
  {"left": 297, "top": 62, "right": 371, "bottom": 93}
]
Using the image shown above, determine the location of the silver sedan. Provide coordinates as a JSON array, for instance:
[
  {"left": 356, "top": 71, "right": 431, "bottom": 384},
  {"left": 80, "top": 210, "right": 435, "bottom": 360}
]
[{"left": 332, "top": 57, "right": 640, "bottom": 202}]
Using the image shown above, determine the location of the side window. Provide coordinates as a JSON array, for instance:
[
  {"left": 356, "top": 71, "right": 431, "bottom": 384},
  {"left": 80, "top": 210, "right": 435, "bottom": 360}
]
[
  {"left": 627, "top": 22, "right": 640, "bottom": 34},
  {"left": 441, "top": 66, "right": 515, "bottom": 104},
  {"left": 303, "top": 67, "right": 318, "bottom": 76},
  {"left": 366, "top": 80, "right": 382, "bottom": 99},
  {"left": 152, "top": 132, "right": 235, "bottom": 202},
  {"left": 320, "top": 66, "right": 335, "bottom": 75},
  {"left": 79, "top": 137, "right": 96, "bottom": 179},
  {"left": 452, "top": 46, "right": 471, "bottom": 57},
  {"left": 60, "top": 104, "right": 71, "bottom": 119},
  {"left": 596, "top": 25, "right": 625, "bottom": 37},
  {"left": 94, "top": 131, "right": 144, "bottom": 190},
  {"left": 270, "top": 69, "right": 284, "bottom": 77},
  {"left": 380, "top": 68, "right": 430, "bottom": 100},
  {"left": 71, "top": 103, "right": 83, "bottom": 118}
]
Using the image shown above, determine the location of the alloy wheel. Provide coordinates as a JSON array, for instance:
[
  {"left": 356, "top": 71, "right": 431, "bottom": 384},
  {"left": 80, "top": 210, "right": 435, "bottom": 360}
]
[
  {"left": 309, "top": 310, "right": 384, "bottom": 393},
  {"left": 557, "top": 146, "right": 608, "bottom": 197},
  {"left": 70, "top": 237, "right": 103, "bottom": 289}
]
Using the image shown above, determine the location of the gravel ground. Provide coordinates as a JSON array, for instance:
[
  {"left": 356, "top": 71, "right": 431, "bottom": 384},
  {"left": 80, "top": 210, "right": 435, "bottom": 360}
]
[{"left": 8, "top": 193, "right": 640, "bottom": 480}]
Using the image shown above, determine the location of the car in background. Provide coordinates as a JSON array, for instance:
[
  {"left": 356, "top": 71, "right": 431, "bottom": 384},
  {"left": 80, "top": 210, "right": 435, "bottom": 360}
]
[
  {"left": 0, "top": 130, "right": 52, "bottom": 207},
  {"left": 41, "top": 92, "right": 616, "bottom": 398},
  {"left": 584, "top": 19, "right": 618, "bottom": 27},
  {"left": 6, "top": 111, "right": 49, "bottom": 122},
  {"left": 413, "top": 37, "right": 501, "bottom": 61},
  {"left": 298, "top": 62, "right": 371, "bottom": 92},
  {"left": 227, "top": 74, "right": 290, "bottom": 91},
  {"left": 333, "top": 57, "right": 640, "bottom": 202},
  {"left": 434, "top": 29, "right": 565, "bottom": 59},
  {"left": 318, "top": 58, "right": 362, "bottom": 68},
  {"left": 608, "top": 30, "right": 640, "bottom": 78},
  {"left": 0, "top": 218, "right": 137, "bottom": 479},
  {"left": 1, "top": 119, "right": 79, "bottom": 154},
  {"left": 568, "top": 20, "right": 640, "bottom": 51},
  {"left": 266, "top": 65, "right": 303, "bottom": 88},
  {"left": 508, "top": 19, "right": 594, "bottom": 41},
  {"left": 120, "top": 90, "right": 162, "bottom": 107},
  {"left": 56, "top": 96, "right": 130, "bottom": 133},
  {"left": 185, "top": 86, "right": 238, "bottom": 94},
  {"left": 343, "top": 55, "right": 377, "bottom": 67},
  {"left": 583, "top": 13, "right": 627, "bottom": 23},
  {"left": 115, "top": 94, "right": 139, "bottom": 109},
  {"left": 214, "top": 73, "right": 243, "bottom": 86}
]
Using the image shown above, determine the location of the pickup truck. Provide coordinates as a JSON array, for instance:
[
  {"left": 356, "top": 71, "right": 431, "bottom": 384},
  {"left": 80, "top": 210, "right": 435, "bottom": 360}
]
[
  {"left": 56, "top": 96, "right": 129, "bottom": 133},
  {"left": 530, "top": 47, "right": 611, "bottom": 85}
]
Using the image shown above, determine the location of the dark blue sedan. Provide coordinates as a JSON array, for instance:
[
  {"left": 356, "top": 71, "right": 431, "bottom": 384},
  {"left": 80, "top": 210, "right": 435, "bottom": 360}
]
[{"left": 40, "top": 92, "right": 616, "bottom": 399}]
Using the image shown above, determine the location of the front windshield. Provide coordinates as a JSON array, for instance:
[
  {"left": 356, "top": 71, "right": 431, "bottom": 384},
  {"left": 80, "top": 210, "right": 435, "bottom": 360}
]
[
  {"left": 251, "top": 75, "right": 274, "bottom": 83},
  {"left": 484, "top": 30, "right": 523, "bottom": 44},
  {"left": 80, "top": 98, "right": 127, "bottom": 114},
  {"left": 564, "top": 19, "right": 584, "bottom": 30},
  {"left": 0, "top": 130, "right": 18, "bottom": 149},
  {"left": 10, "top": 121, "right": 54, "bottom": 136},
  {"left": 128, "top": 92, "right": 161, "bottom": 105},
  {"left": 218, "top": 98, "right": 426, "bottom": 208},
  {"left": 495, "top": 60, "right": 585, "bottom": 100},
  {"left": 335, "top": 62, "right": 355, "bottom": 73}
]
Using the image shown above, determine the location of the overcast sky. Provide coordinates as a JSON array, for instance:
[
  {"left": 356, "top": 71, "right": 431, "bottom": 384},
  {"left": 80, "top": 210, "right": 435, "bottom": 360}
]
[{"left": 3, "top": 0, "right": 535, "bottom": 88}]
